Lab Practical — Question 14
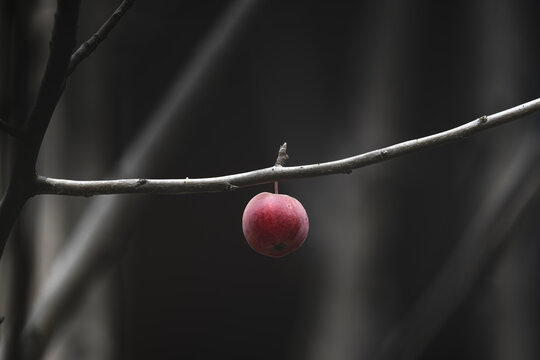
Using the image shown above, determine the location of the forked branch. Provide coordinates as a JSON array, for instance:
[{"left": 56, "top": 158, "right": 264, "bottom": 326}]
[{"left": 35, "top": 97, "right": 540, "bottom": 197}]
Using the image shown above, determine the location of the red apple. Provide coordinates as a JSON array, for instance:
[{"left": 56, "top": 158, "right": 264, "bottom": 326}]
[{"left": 242, "top": 192, "right": 309, "bottom": 257}]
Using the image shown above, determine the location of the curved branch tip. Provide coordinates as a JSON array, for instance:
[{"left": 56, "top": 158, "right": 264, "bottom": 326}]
[{"left": 275, "top": 142, "right": 289, "bottom": 167}]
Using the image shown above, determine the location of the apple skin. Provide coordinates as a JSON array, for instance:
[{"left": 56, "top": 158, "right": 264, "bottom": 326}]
[{"left": 242, "top": 192, "right": 309, "bottom": 257}]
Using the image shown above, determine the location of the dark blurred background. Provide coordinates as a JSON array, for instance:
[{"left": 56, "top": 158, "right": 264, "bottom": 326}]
[{"left": 1, "top": 0, "right": 540, "bottom": 359}]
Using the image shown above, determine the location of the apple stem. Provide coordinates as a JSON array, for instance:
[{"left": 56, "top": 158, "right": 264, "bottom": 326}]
[{"left": 274, "top": 181, "right": 279, "bottom": 194}]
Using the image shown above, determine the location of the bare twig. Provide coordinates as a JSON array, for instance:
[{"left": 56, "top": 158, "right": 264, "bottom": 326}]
[
  {"left": 273, "top": 142, "right": 288, "bottom": 193},
  {"left": 274, "top": 142, "right": 289, "bottom": 166},
  {"left": 67, "top": 0, "right": 134, "bottom": 75},
  {"left": 35, "top": 97, "right": 540, "bottom": 197},
  {"left": 25, "top": 0, "right": 80, "bottom": 143}
]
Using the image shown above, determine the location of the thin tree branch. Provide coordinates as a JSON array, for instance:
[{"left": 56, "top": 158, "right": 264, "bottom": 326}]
[
  {"left": 35, "top": 96, "right": 540, "bottom": 197},
  {"left": 24, "top": 0, "right": 80, "bottom": 146},
  {"left": 67, "top": 0, "right": 134, "bottom": 76}
]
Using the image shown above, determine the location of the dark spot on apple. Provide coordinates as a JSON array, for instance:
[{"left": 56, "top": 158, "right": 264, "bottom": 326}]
[{"left": 273, "top": 243, "right": 286, "bottom": 251}]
